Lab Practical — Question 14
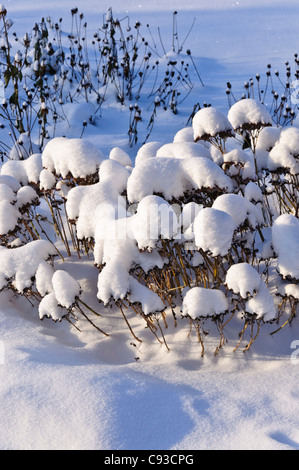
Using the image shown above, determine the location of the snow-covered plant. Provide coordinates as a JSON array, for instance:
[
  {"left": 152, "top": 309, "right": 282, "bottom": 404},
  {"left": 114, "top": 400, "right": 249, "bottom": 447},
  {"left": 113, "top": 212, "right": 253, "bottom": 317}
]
[
  {"left": 0, "top": 3, "right": 298, "bottom": 365},
  {"left": 192, "top": 106, "right": 234, "bottom": 153},
  {"left": 182, "top": 286, "right": 229, "bottom": 356},
  {"left": 0, "top": 6, "right": 202, "bottom": 154},
  {"left": 225, "top": 263, "right": 276, "bottom": 351}
]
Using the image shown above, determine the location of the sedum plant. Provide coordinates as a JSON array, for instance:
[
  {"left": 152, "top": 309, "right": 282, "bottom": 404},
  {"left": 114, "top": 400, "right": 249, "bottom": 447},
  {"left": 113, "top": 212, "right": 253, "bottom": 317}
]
[{"left": 0, "top": 95, "right": 297, "bottom": 358}]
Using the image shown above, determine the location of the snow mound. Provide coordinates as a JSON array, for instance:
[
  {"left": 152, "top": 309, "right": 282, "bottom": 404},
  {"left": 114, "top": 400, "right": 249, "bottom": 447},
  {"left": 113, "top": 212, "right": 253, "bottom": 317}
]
[
  {"left": 182, "top": 287, "right": 228, "bottom": 319},
  {"left": 156, "top": 141, "right": 212, "bottom": 160},
  {"left": 267, "top": 143, "right": 299, "bottom": 175},
  {"left": 35, "top": 260, "right": 55, "bottom": 297},
  {"left": 256, "top": 126, "right": 281, "bottom": 151},
  {"left": 38, "top": 292, "right": 66, "bottom": 322},
  {"left": 212, "top": 193, "right": 263, "bottom": 229},
  {"left": 173, "top": 127, "right": 194, "bottom": 143},
  {"left": 8, "top": 133, "right": 40, "bottom": 160},
  {"left": 16, "top": 186, "right": 39, "bottom": 211},
  {"left": 278, "top": 127, "right": 299, "bottom": 155},
  {"left": 223, "top": 148, "right": 256, "bottom": 180},
  {"left": 245, "top": 282, "right": 276, "bottom": 322},
  {"left": 127, "top": 157, "right": 232, "bottom": 203},
  {"left": 0, "top": 200, "right": 19, "bottom": 236},
  {"left": 42, "top": 137, "right": 106, "bottom": 179},
  {"left": 52, "top": 270, "right": 81, "bottom": 309},
  {"left": 135, "top": 142, "right": 163, "bottom": 166},
  {"left": 66, "top": 160, "right": 129, "bottom": 240},
  {"left": 109, "top": 147, "right": 132, "bottom": 167},
  {"left": 0, "top": 241, "right": 56, "bottom": 292},
  {"left": 0, "top": 183, "right": 16, "bottom": 204},
  {"left": 280, "top": 283, "right": 299, "bottom": 300},
  {"left": 193, "top": 207, "right": 235, "bottom": 256},
  {"left": 192, "top": 107, "right": 234, "bottom": 141},
  {"left": 228, "top": 98, "right": 272, "bottom": 130},
  {"left": 272, "top": 214, "right": 299, "bottom": 280},
  {"left": 0, "top": 175, "right": 21, "bottom": 192},
  {"left": 226, "top": 263, "right": 276, "bottom": 321},
  {"left": 129, "top": 195, "right": 180, "bottom": 251},
  {"left": 244, "top": 182, "right": 263, "bottom": 203},
  {"left": 225, "top": 263, "right": 262, "bottom": 298},
  {"left": 129, "top": 276, "right": 165, "bottom": 316},
  {"left": 39, "top": 169, "right": 56, "bottom": 191},
  {"left": 1, "top": 153, "right": 43, "bottom": 185}
]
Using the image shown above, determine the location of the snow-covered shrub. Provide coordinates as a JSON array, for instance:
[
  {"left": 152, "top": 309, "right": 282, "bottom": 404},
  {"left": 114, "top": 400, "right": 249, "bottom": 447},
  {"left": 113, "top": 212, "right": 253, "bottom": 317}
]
[{"left": 0, "top": 14, "right": 297, "bottom": 364}]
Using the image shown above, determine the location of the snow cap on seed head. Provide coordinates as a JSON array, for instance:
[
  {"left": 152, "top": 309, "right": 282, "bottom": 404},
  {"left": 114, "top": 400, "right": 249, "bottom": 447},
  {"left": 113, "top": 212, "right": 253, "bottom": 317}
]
[
  {"left": 192, "top": 106, "right": 234, "bottom": 142},
  {"left": 228, "top": 98, "right": 272, "bottom": 131}
]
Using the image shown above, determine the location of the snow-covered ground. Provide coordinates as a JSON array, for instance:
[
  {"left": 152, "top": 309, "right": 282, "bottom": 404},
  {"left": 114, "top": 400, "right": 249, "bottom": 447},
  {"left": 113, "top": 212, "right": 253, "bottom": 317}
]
[{"left": 0, "top": 0, "right": 299, "bottom": 451}]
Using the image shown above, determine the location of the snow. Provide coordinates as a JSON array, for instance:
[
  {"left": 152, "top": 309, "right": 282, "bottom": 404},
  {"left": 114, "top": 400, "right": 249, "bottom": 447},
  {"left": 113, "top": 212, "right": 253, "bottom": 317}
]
[
  {"left": 35, "top": 260, "right": 55, "bottom": 297},
  {"left": 109, "top": 147, "right": 132, "bottom": 167},
  {"left": 212, "top": 193, "right": 263, "bottom": 229},
  {"left": 245, "top": 282, "right": 277, "bottom": 322},
  {"left": 0, "top": 200, "right": 19, "bottom": 236},
  {"left": 228, "top": 98, "right": 272, "bottom": 130},
  {"left": 193, "top": 207, "right": 235, "bottom": 256},
  {"left": 129, "top": 276, "right": 165, "bottom": 316},
  {"left": 65, "top": 160, "right": 128, "bottom": 240},
  {"left": 38, "top": 292, "right": 66, "bottom": 322},
  {"left": 244, "top": 182, "right": 263, "bottom": 203},
  {"left": 135, "top": 142, "right": 164, "bottom": 166},
  {"left": 127, "top": 156, "right": 232, "bottom": 203},
  {"left": 156, "top": 141, "right": 212, "bottom": 160},
  {"left": 256, "top": 126, "right": 281, "bottom": 152},
  {"left": 0, "top": 0, "right": 298, "bottom": 452},
  {"left": 272, "top": 214, "right": 299, "bottom": 280},
  {"left": 0, "top": 240, "right": 57, "bottom": 292},
  {"left": 0, "top": 183, "right": 16, "bottom": 205},
  {"left": 51, "top": 270, "right": 81, "bottom": 309},
  {"left": 0, "top": 175, "right": 21, "bottom": 192},
  {"left": 225, "top": 263, "right": 262, "bottom": 299},
  {"left": 39, "top": 169, "right": 56, "bottom": 191},
  {"left": 42, "top": 137, "right": 106, "bottom": 179},
  {"left": 1, "top": 154, "right": 43, "bottom": 185},
  {"left": 223, "top": 148, "right": 256, "bottom": 181},
  {"left": 192, "top": 106, "right": 234, "bottom": 141},
  {"left": 267, "top": 143, "right": 299, "bottom": 175},
  {"left": 182, "top": 287, "right": 228, "bottom": 319},
  {"left": 16, "top": 186, "right": 38, "bottom": 210}
]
